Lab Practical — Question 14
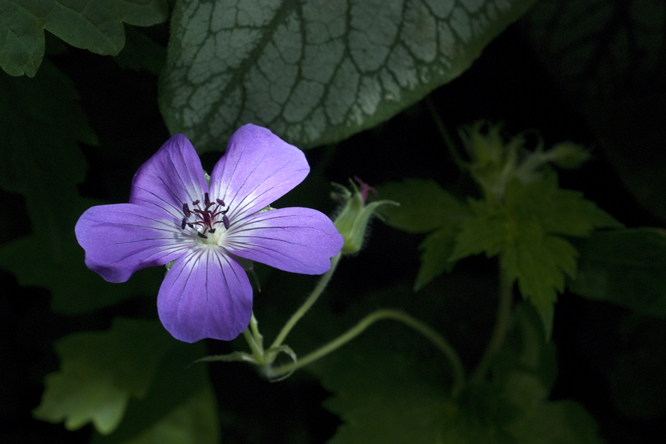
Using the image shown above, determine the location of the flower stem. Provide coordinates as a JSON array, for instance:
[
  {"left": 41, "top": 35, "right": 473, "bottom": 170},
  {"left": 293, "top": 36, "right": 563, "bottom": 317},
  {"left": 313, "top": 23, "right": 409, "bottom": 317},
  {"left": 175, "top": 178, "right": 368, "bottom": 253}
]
[
  {"left": 249, "top": 312, "right": 264, "bottom": 355},
  {"left": 269, "top": 253, "right": 342, "bottom": 350},
  {"left": 242, "top": 328, "right": 264, "bottom": 363},
  {"left": 470, "top": 265, "right": 514, "bottom": 383},
  {"left": 266, "top": 309, "right": 466, "bottom": 397},
  {"left": 425, "top": 96, "right": 467, "bottom": 170}
]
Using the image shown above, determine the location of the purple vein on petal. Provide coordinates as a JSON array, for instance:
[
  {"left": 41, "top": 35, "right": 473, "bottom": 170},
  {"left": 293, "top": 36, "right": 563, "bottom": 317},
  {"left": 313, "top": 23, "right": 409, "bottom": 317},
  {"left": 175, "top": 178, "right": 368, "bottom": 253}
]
[
  {"left": 227, "top": 157, "right": 308, "bottom": 221},
  {"left": 171, "top": 147, "right": 205, "bottom": 205},
  {"left": 133, "top": 183, "right": 183, "bottom": 219},
  {"left": 223, "top": 148, "right": 270, "bottom": 217}
]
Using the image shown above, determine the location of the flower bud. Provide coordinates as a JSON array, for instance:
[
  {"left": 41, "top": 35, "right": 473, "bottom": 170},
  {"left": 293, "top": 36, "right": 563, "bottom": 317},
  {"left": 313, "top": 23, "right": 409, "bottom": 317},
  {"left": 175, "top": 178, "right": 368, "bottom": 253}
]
[
  {"left": 548, "top": 142, "right": 591, "bottom": 169},
  {"left": 332, "top": 177, "right": 398, "bottom": 254}
]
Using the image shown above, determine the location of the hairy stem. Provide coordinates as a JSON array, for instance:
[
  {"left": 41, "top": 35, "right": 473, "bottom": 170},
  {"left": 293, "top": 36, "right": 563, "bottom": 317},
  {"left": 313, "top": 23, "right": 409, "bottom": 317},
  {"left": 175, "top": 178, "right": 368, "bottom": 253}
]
[
  {"left": 270, "top": 253, "right": 342, "bottom": 350},
  {"left": 425, "top": 96, "right": 467, "bottom": 170},
  {"left": 470, "top": 266, "right": 514, "bottom": 383},
  {"left": 267, "top": 309, "right": 466, "bottom": 397},
  {"left": 242, "top": 328, "right": 264, "bottom": 363}
]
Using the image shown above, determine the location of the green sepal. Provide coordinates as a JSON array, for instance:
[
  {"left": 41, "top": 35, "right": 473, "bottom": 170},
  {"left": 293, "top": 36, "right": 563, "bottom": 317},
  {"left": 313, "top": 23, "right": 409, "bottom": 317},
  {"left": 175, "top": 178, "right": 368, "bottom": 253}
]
[{"left": 333, "top": 179, "right": 398, "bottom": 254}]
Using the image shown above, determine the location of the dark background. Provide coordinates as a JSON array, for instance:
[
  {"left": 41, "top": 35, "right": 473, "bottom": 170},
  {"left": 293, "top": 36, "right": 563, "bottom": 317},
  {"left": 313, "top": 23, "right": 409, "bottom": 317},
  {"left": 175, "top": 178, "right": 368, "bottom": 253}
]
[{"left": 2, "top": 11, "right": 665, "bottom": 444}]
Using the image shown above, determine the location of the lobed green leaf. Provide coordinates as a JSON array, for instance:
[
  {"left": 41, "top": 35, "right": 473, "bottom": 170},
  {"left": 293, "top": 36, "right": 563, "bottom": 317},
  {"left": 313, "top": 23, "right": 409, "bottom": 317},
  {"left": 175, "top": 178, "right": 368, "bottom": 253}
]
[
  {"left": 0, "top": 0, "right": 168, "bottom": 77},
  {"left": 450, "top": 177, "right": 619, "bottom": 338},
  {"left": 33, "top": 319, "right": 174, "bottom": 434},
  {"left": 0, "top": 60, "right": 162, "bottom": 314},
  {"left": 307, "top": 297, "right": 602, "bottom": 443},
  {"left": 90, "top": 337, "right": 219, "bottom": 444}
]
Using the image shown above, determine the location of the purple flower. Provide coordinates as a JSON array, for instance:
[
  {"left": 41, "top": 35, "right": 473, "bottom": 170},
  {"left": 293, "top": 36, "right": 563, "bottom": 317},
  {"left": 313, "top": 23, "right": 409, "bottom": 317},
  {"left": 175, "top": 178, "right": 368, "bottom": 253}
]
[{"left": 75, "top": 124, "right": 343, "bottom": 343}]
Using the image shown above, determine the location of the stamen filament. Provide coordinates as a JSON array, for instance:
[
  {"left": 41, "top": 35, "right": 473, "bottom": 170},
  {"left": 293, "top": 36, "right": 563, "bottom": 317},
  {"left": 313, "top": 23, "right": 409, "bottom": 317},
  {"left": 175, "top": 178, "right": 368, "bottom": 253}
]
[{"left": 180, "top": 195, "right": 232, "bottom": 237}]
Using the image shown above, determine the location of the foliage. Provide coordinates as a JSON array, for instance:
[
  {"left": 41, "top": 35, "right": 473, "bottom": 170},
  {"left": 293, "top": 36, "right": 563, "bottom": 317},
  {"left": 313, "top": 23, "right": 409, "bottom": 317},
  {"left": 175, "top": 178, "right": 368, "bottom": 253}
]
[
  {"left": 2, "top": 0, "right": 666, "bottom": 443},
  {"left": 0, "top": 0, "right": 168, "bottom": 77}
]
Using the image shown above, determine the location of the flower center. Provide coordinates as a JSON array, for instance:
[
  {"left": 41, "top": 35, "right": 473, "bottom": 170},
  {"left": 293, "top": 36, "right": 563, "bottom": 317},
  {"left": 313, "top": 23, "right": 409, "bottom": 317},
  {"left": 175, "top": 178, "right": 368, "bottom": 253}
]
[{"left": 181, "top": 193, "right": 231, "bottom": 243}]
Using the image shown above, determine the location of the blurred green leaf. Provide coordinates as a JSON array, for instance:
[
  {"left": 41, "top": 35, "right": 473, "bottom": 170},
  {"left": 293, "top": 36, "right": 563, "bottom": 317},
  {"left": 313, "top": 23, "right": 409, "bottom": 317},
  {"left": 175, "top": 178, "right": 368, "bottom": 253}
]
[
  {"left": 158, "top": 0, "right": 537, "bottom": 152},
  {"left": 377, "top": 179, "right": 470, "bottom": 234},
  {"left": 104, "top": 389, "right": 218, "bottom": 444},
  {"left": 439, "top": 383, "right": 519, "bottom": 444},
  {"left": 114, "top": 26, "right": 167, "bottom": 74},
  {"left": 491, "top": 303, "right": 557, "bottom": 409},
  {"left": 308, "top": 301, "right": 602, "bottom": 444},
  {"left": 0, "top": 0, "right": 169, "bottom": 77},
  {"left": 508, "top": 401, "right": 604, "bottom": 444},
  {"left": 33, "top": 319, "right": 173, "bottom": 434},
  {"left": 522, "top": 0, "right": 666, "bottom": 221},
  {"left": 92, "top": 337, "right": 219, "bottom": 444},
  {"left": 313, "top": 344, "right": 451, "bottom": 444},
  {"left": 376, "top": 179, "right": 470, "bottom": 290},
  {"left": 570, "top": 228, "right": 666, "bottom": 318},
  {"left": 0, "top": 60, "right": 161, "bottom": 314},
  {"left": 450, "top": 177, "right": 619, "bottom": 337},
  {"left": 414, "top": 225, "right": 459, "bottom": 291}
]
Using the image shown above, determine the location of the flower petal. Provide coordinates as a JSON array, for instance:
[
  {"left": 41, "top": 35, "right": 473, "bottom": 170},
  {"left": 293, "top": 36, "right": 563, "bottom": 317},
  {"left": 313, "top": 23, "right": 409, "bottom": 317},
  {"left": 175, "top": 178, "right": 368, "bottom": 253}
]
[
  {"left": 129, "top": 134, "right": 208, "bottom": 221},
  {"left": 75, "top": 204, "right": 193, "bottom": 283},
  {"left": 209, "top": 124, "right": 309, "bottom": 220},
  {"left": 225, "top": 207, "right": 343, "bottom": 274},
  {"left": 157, "top": 247, "right": 253, "bottom": 342}
]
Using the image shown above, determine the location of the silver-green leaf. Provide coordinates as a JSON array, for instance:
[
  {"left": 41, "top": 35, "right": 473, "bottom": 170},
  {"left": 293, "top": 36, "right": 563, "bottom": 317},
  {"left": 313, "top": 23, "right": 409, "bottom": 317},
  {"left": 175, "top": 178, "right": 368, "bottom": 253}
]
[{"left": 159, "top": 0, "right": 537, "bottom": 152}]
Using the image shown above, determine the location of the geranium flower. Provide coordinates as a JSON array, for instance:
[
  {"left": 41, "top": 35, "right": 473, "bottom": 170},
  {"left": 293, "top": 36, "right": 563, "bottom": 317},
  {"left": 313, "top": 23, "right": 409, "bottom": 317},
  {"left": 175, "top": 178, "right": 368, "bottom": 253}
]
[{"left": 75, "top": 124, "right": 343, "bottom": 343}]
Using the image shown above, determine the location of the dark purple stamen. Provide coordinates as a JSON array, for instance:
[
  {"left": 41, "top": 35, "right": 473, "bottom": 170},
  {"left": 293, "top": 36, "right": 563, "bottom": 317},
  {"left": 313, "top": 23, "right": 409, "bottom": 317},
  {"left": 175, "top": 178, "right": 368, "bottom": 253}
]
[{"left": 180, "top": 195, "right": 232, "bottom": 237}]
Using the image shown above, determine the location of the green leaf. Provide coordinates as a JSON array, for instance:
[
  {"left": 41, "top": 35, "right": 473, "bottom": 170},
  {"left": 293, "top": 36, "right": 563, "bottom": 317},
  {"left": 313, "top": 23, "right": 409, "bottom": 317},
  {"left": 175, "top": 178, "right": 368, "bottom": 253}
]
[
  {"left": 440, "top": 383, "right": 520, "bottom": 444},
  {"left": 305, "top": 289, "right": 602, "bottom": 443},
  {"left": 449, "top": 178, "right": 619, "bottom": 337},
  {"left": 312, "top": 344, "right": 451, "bottom": 444},
  {"left": 0, "top": 0, "right": 169, "bottom": 77},
  {"left": 91, "top": 338, "right": 219, "bottom": 444},
  {"left": 315, "top": 343, "right": 601, "bottom": 444},
  {"left": 448, "top": 198, "right": 506, "bottom": 261},
  {"left": 508, "top": 401, "right": 604, "bottom": 444},
  {"left": 491, "top": 303, "right": 557, "bottom": 409},
  {"left": 516, "top": 176, "right": 621, "bottom": 236},
  {"left": 158, "top": 0, "right": 538, "bottom": 152},
  {"left": 570, "top": 228, "right": 666, "bottom": 318},
  {"left": 0, "top": 60, "right": 161, "bottom": 314},
  {"left": 377, "top": 179, "right": 470, "bottom": 234},
  {"left": 501, "top": 223, "right": 577, "bottom": 337},
  {"left": 100, "top": 389, "right": 218, "bottom": 444},
  {"left": 375, "top": 179, "right": 470, "bottom": 290},
  {"left": 414, "top": 225, "right": 459, "bottom": 291},
  {"left": 33, "top": 319, "right": 174, "bottom": 435}
]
